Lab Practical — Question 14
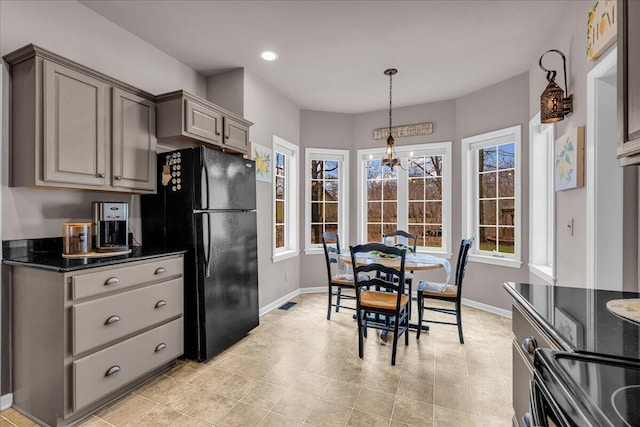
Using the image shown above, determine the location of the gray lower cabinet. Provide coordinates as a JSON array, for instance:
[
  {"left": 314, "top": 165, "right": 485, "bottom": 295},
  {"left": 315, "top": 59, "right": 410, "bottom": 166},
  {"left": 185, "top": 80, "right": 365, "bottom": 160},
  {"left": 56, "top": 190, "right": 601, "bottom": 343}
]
[
  {"left": 4, "top": 44, "right": 157, "bottom": 193},
  {"left": 618, "top": 0, "right": 640, "bottom": 165},
  {"left": 156, "top": 90, "right": 253, "bottom": 154},
  {"left": 511, "top": 302, "right": 563, "bottom": 427},
  {"left": 11, "top": 255, "right": 184, "bottom": 427}
]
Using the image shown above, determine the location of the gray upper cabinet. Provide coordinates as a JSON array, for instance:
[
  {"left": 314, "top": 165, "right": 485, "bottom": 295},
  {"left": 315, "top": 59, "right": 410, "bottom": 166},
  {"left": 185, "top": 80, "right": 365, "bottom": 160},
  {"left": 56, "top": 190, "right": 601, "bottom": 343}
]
[
  {"left": 4, "top": 45, "right": 157, "bottom": 193},
  {"left": 43, "top": 61, "right": 108, "bottom": 187},
  {"left": 618, "top": 0, "right": 640, "bottom": 165},
  {"left": 156, "top": 90, "right": 252, "bottom": 154},
  {"left": 112, "top": 88, "right": 157, "bottom": 192}
]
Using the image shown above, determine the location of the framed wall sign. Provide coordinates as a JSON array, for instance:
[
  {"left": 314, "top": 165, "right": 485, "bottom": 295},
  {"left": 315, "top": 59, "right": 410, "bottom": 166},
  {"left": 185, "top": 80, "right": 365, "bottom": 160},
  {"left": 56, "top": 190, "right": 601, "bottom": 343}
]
[
  {"left": 555, "top": 126, "right": 585, "bottom": 191},
  {"left": 587, "top": 0, "right": 617, "bottom": 61}
]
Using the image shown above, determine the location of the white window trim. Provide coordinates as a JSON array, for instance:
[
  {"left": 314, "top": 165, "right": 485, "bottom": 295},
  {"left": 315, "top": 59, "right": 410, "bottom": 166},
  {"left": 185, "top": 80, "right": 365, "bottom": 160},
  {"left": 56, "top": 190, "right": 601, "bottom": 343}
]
[
  {"left": 304, "top": 148, "right": 349, "bottom": 255},
  {"left": 528, "top": 113, "right": 555, "bottom": 284},
  {"left": 272, "top": 135, "right": 299, "bottom": 263},
  {"left": 357, "top": 142, "right": 452, "bottom": 258},
  {"left": 461, "top": 125, "right": 522, "bottom": 268}
]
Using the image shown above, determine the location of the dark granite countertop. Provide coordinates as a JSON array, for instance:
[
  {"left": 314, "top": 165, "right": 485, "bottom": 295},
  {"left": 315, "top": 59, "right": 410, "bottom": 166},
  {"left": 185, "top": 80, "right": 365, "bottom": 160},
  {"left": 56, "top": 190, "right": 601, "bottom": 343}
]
[
  {"left": 2, "top": 238, "right": 185, "bottom": 272},
  {"left": 505, "top": 282, "right": 640, "bottom": 361}
]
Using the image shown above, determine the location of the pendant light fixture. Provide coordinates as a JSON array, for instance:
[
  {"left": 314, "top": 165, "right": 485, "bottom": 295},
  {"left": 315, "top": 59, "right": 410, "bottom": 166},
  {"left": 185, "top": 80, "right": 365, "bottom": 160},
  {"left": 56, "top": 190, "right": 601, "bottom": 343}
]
[
  {"left": 382, "top": 68, "right": 400, "bottom": 169},
  {"left": 539, "top": 49, "right": 573, "bottom": 123}
]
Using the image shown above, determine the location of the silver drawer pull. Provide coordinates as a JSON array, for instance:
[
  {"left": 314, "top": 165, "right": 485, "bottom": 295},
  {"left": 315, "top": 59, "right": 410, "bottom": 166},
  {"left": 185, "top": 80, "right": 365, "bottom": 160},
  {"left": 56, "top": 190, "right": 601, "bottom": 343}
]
[
  {"left": 155, "top": 300, "right": 167, "bottom": 309},
  {"left": 154, "top": 267, "right": 166, "bottom": 275},
  {"left": 105, "top": 277, "right": 120, "bottom": 286},
  {"left": 114, "top": 175, "right": 122, "bottom": 180},
  {"left": 105, "top": 315, "right": 121, "bottom": 325},
  {"left": 522, "top": 413, "right": 532, "bottom": 427},
  {"left": 155, "top": 343, "right": 167, "bottom": 352},
  {"left": 96, "top": 173, "right": 106, "bottom": 178},
  {"left": 105, "top": 365, "right": 121, "bottom": 377},
  {"left": 522, "top": 336, "right": 538, "bottom": 354}
]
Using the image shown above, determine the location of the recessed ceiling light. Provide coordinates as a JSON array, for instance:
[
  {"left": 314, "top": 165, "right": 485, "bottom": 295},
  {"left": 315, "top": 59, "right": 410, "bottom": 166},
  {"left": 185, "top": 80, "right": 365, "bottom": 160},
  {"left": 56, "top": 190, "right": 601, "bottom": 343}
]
[{"left": 260, "top": 50, "right": 279, "bottom": 61}]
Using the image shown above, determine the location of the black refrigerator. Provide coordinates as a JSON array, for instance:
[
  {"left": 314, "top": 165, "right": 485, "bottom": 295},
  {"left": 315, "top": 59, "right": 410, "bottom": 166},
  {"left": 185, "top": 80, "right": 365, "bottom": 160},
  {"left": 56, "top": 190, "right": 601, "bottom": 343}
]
[{"left": 142, "top": 147, "right": 259, "bottom": 362}]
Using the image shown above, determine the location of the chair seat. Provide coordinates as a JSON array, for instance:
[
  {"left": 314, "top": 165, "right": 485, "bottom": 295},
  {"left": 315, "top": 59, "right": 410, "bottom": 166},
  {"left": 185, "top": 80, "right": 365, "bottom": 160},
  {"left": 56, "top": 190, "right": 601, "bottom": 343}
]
[
  {"left": 404, "top": 272, "right": 413, "bottom": 280},
  {"left": 360, "top": 290, "right": 409, "bottom": 310},
  {"left": 331, "top": 273, "right": 368, "bottom": 286},
  {"left": 420, "top": 284, "right": 458, "bottom": 298}
]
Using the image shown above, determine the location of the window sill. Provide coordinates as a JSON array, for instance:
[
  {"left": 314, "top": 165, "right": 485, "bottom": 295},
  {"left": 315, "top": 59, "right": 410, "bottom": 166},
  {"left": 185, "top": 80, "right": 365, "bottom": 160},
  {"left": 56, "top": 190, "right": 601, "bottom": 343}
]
[
  {"left": 272, "top": 250, "right": 299, "bottom": 263},
  {"left": 529, "top": 264, "right": 554, "bottom": 284},
  {"left": 469, "top": 254, "right": 522, "bottom": 269},
  {"left": 304, "top": 247, "right": 332, "bottom": 255}
]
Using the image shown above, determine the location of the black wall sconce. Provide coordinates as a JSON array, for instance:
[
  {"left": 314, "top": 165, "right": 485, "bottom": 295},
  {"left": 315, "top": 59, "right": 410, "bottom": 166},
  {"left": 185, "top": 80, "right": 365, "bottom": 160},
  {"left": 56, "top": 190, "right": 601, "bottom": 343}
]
[{"left": 539, "top": 49, "right": 573, "bottom": 123}]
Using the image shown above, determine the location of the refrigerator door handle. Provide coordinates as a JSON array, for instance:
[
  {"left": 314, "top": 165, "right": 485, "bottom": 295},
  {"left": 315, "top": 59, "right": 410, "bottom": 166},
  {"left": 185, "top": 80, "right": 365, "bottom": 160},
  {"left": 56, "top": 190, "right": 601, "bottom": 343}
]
[
  {"left": 202, "top": 161, "right": 210, "bottom": 210},
  {"left": 203, "top": 212, "right": 211, "bottom": 278}
]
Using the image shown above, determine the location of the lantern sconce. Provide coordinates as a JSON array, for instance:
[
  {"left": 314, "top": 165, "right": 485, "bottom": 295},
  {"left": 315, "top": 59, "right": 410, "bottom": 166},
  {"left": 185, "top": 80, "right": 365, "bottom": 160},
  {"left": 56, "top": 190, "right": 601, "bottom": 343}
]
[{"left": 539, "top": 49, "right": 573, "bottom": 123}]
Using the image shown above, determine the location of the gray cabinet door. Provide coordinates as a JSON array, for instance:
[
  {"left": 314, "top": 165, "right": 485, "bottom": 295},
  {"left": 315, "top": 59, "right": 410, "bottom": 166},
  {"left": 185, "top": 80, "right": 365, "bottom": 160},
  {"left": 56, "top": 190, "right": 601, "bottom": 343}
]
[
  {"left": 112, "top": 88, "right": 157, "bottom": 192},
  {"left": 43, "top": 61, "right": 107, "bottom": 186},
  {"left": 223, "top": 116, "right": 249, "bottom": 153},
  {"left": 618, "top": 0, "right": 640, "bottom": 165},
  {"left": 184, "top": 99, "right": 222, "bottom": 144}
]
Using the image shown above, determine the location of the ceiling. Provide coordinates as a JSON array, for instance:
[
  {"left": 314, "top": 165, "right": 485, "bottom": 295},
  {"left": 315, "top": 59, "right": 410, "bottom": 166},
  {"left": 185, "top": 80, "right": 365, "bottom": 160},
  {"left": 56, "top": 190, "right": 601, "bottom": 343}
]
[{"left": 81, "top": 0, "right": 571, "bottom": 114}]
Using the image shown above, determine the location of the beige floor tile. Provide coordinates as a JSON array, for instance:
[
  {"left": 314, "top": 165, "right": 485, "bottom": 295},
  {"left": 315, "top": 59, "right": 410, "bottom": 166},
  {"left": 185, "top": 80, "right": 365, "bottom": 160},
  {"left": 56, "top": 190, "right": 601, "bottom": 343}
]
[
  {"left": 135, "top": 375, "right": 202, "bottom": 412},
  {"left": 123, "top": 404, "right": 183, "bottom": 427},
  {"left": 469, "top": 374, "right": 510, "bottom": 403},
  {"left": 304, "top": 399, "right": 352, "bottom": 427},
  {"left": 216, "top": 373, "right": 259, "bottom": 400},
  {"left": 216, "top": 402, "right": 268, "bottom": 427},
  {"left": 211, "top": 354, "right": 254, "bottom": 373},
  {"left": 354, "top": 387, "right": 395, "bottom": 419},
  {"left": 165, "top": 360, "right": 204, "bottom": 383},
  {"left": 257, "top": 412, "right": 302, "bottom": 427},
  {"left": 242, "top": 381, "right": 288, "bottom": 410},
  {"left": 76, "top": 416, "right": 113, "bottom": 427},
  {"left": 177, "top": 414, "right": 211, "bottom": 426},
  {"left": 433, "top": 405, "right": 476, "bottom": 427},
  {"left": 392, "top": 396, "right": 433, "bottom": 426},
  {"left": 183, "top": 392, "right": 238, "bottom": 425},
  {"left": 320, "top": 379, "right": 362, "bottom": 408},
  {"left": 0, "top": 409, "right": 36, "bottom": 427},
  {"left": 188, "top": 367, "right": 234, "bottom": 391},
  {"left": 363, "top": 369, "right": 401, "bottom": 395},
  {"left": 0, "top": 418, "right": 14, "bottom": 427},
  {"left": 291, "top": 372, "right": 332, "bottom": 397},
  {"left": 397, "top": 375, "right": 434, "bottom": 404},
  {"left": 472, "top": 395, "right": 514, "bottom": 420},
  {"left": 239, "top": 360, "right": 276, "bottom": 380},
  {"left": 96, "top": 393, "right": 155, "bottom": 425},
  {"left": 346, "top": 409, "right": 390, "bottom": 427},
  {"left": 476, "top": 415, "right": 512, "bottom": 427},
  {"left": 334, "top": 360, "right": 372, "bottom": 386},
  {"left": 272, "top": 390, "right": 318, "bottom": 422},
  {"left": 433, "top": 384, "right": 474, "bottom": 415}
]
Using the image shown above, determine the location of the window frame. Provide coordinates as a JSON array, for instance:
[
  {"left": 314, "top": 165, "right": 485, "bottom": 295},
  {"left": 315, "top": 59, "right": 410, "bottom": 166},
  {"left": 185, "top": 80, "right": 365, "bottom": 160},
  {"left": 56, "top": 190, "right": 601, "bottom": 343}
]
[
  {"left": 461, "top": 125, "right": 522, "bottom": 268},
  {"left": 304, "top": 148, "right": 349, "bottom": 255},
  {"left": 529, "top": 113, "right": 555, "bottom": 283},
  {"left": 272, "top": 135, "right": 299, "bottom": 263},
  {"left": 357, "top": 141, "right": 452, "bottom": 258}
]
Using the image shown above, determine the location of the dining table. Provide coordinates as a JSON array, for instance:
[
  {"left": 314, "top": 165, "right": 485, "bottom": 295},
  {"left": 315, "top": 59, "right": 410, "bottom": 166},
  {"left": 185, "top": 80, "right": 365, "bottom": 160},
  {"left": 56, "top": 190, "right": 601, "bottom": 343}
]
[{"left": 338, "top": 249, "right": 450, "bottom": 334}]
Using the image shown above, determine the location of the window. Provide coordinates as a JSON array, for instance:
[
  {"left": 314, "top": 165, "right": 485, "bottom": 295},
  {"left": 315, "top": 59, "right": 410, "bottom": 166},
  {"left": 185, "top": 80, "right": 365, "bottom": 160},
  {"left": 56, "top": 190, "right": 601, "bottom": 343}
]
[
  {"left": 357, "top": 142, "right": 452, "bottom": 256},
  {"left": 462, "top": 125, "right": 522, "bottom": 268},
  {"left": 304, "top": 148, "right": 349, "bottom": 254},
  {"left": 272, "top": 136, "right": 299, "bottom": 262},
  {"left": 529, "top": 113, "right": 555, "bottom": 283}
]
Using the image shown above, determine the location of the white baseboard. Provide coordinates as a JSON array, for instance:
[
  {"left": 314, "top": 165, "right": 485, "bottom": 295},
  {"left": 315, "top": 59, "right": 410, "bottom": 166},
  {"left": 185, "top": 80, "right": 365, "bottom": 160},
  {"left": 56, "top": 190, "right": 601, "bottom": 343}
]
[
  {"left": 461, "top": 298, "right": 511, "bottom": 318},
  {"left": 299, "top": 286, "right": 325, "bottom": 294},
  {"left": 259, "top": 289, "right": 302, "bottom": 317},
  {"left": 1, "top": 393, "right": 13, "bottom": 410}
]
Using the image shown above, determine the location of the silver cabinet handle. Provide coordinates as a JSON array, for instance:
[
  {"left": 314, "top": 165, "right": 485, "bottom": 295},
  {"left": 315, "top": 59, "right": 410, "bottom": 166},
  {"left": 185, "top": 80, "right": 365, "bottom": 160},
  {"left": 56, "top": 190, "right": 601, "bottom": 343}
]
[
  {"left": 155, "top": 300, "right": 167, "bottom": 309},
  {"left": 114, "top": 175, "right": 122, "bottom": 180},
  {"left": 522, "top": 413, "right": 532, "bottom": 427},
  {"left": 522, "top": 336, "right": 538, "bottom": 354},
  {"left": 105, "top": 315, "right": 121, "bottom": 325},
  {"left": 105, "top": 277, "right": 120, "bottom": 286},
  {"left": 154, "top": 267, "right": 166, "bottom": 275},
  {"left": 155, "top": 343, "right": 167, "bottom": 352},
  {"left": 96, "top": 173, "right": 106, "bottom": 178},
  {"left": 215, "top": 131, "right": 221, "bottom": 136},
  {"left": 105, "top": 365, "right": 121, "bottom": 377},
  {"left": 225, "top": 134, "right": 229, "bottom": 139}
]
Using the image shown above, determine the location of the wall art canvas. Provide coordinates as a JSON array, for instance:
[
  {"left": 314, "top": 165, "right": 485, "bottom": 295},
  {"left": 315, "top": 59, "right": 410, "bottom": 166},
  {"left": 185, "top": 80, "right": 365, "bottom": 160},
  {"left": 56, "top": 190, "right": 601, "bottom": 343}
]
[
  {"left": 555, "top": 126, "right": 585, "bottom": 191},
  {"left": 587, "top": 0, "right": 617, "bottom": 61},
  {"left": 554, "top": 307, "right": 584, "bottom": 348},
  {"left": 251, "top": 142, "right": 272, "bottom": 183}
]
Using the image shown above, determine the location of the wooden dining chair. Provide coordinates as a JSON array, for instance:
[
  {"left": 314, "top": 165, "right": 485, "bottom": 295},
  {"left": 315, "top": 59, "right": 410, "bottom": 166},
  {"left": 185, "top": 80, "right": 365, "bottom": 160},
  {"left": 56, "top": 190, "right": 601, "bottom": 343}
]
[
  {"left": 322, "top": 232, "right": 357, "bottom": 320},
  {"left": 350, "top": 243, "right": 409, "bottom": 365},
  {"left": 416, "top": 237, "right": 474, "bottom": 343},
  {"left": 383, "top": 230, "right": 417, "bottom": 315}
]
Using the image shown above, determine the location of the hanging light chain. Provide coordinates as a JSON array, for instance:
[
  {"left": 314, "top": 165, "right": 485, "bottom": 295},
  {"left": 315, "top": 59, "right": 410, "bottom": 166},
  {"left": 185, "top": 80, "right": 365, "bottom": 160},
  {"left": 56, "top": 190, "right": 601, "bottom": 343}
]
[{"left": 389, "top": 71, "right": 393, "bottom": 133}]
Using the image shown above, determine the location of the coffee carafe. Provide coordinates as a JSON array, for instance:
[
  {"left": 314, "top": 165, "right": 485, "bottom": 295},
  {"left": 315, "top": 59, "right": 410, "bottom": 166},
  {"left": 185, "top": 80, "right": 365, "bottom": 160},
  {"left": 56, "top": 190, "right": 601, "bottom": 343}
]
[{"left": 92, "top": 202, "right": 129, "bottom": 252}]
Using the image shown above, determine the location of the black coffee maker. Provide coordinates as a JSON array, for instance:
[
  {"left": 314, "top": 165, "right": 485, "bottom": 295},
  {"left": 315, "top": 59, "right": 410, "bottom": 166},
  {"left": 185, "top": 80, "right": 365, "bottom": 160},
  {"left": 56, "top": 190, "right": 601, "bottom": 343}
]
[{"left": 92, "top": 202, "right": 129, "bottom": 252}]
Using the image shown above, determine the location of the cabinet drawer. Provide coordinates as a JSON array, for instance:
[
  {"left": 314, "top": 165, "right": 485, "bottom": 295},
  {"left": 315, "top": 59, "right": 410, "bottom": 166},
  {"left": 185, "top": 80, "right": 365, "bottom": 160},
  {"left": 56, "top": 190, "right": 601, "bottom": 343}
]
[
  {"left": 512, "top": 341, "right": 533, "bottom": 427},
  {"left": 512, "top": 303, "right": 560, "bottom": 365},
  {"left": 73, "top": 317, "right": 183, "bottom": 411},
  {"left": 73, "top": 278, "right": 183, "bottom": 355},
  {"left": 184, "top": 99, "right": 222, "bottom": 144},
  {"left": 72, "top": 256, "right": 183, "bottom": 300}
]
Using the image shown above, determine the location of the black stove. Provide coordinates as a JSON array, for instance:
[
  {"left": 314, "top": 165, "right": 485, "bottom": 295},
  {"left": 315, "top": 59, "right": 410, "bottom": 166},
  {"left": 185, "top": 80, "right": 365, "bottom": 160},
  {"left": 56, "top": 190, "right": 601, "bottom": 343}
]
[{"left": 532, "top": 349, "right": 640, "bottom": 427}]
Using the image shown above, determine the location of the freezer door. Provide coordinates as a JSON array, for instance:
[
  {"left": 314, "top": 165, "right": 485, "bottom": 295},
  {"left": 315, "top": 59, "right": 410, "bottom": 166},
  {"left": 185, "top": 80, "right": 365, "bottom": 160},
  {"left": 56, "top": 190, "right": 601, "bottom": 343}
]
[
  {"left": 196, "top": 147, "right": 256, "bottom": 211},
  {"left": 196, "top": 211, "right": 259, "bottom": 360}
]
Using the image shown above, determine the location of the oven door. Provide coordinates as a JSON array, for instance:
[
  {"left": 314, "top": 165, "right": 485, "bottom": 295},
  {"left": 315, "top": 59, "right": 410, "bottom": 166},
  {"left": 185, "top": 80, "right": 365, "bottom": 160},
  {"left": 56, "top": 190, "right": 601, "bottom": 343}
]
[{"left": 528, "top": 374, "right": 571, "bottom": 427}]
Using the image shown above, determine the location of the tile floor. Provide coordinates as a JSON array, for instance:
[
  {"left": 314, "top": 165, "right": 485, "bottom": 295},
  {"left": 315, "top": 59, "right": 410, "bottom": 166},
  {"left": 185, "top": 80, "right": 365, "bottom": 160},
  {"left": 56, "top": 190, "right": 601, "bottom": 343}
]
[{"left": 0, "top": 292, "right": 514, "bottom": 427}]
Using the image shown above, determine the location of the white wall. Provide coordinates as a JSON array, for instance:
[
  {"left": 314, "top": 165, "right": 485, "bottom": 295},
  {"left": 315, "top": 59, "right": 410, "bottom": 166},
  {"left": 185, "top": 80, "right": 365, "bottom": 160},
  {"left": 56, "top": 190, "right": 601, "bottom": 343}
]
[{"left": 243, "top": 70, "right": 302, "bottom": 310}]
